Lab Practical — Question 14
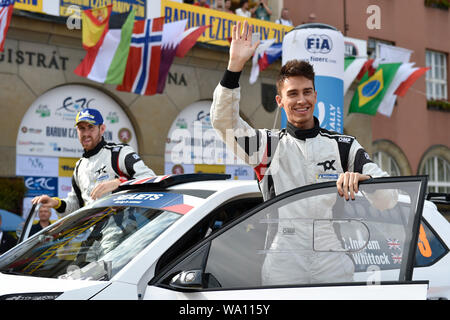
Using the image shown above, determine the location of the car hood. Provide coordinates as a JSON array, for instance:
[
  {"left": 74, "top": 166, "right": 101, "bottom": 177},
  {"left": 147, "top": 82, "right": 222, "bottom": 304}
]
[{"left": 0, "top": 272, "right": 109, "bottom": 300}]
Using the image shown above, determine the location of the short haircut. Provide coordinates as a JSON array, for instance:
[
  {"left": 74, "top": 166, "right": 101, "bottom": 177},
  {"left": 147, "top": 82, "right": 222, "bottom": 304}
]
[{"left": 276, "top": 59, "right": 315, "bottom": 95}]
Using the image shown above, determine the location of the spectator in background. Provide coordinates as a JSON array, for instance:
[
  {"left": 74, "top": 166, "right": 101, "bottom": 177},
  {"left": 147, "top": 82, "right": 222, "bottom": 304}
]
[
  {"left": 275, "top": 7, "right": 294, "bottom": 26},
  {"left": 235, "top": 0, "right": 251, "bottom": 17},
  {"left": 224, "top": 0, "right": 234, "bottom": 13},
  {"left": 215, "top": 0, "right": 234, "bottom": 13},
  {"left": 194, "top": 0, "right": 210, "bottom": 8},
  {"left": 253, "top": 0, "right": 272, "bottom": 21},
  {"left": 0, "top": 215, "right": 16, "bottom": 254},
  {"left": 29, "top": 206, "right": 52, "bottom": 237},
  {"left": 214, "top": 0, "right": 225, "bottom": 11}
]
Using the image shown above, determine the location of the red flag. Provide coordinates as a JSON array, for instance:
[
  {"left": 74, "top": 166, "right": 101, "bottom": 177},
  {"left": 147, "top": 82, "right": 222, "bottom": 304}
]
[
  {"left": 176, "top": 25, "right": 210, "bottom": 58},
  {"left": 157, "top": 19, "right": 187, "bottom": 94},
  {"left": 116, "top": 17, "right": 164, "bottom": 95},
  {"left": 0, "top": 1, "right": 14, "bottom": 52},
  {"left": 356, "top": 59, "right": 375, "bottom": 81},
  {"left": 394, "top": 67, "right": 430, "bottom": 97}
]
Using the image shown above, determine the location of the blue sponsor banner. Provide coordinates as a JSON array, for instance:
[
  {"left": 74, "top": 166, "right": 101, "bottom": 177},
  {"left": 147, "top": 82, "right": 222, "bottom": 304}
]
[
  {"left": 0, "top": 0, "right": 14, "bottom": 7},
  {"left": 313, "top": 76, "right": 343, "bottom": 133},
  {"left": 280, "top": 76, "right": 343, "bottom": 133},
  {"left": 24, "top": 176, "right": 58, "bottom": 197},
  {"left": 95, "top": 192, "right": 184, "bottom": 209}
]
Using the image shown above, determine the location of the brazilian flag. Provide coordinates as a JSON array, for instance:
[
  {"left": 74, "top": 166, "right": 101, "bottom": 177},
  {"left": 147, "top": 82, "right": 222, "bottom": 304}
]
[{"left": 349, "top": 63, "right": 401, "bottom": 115}]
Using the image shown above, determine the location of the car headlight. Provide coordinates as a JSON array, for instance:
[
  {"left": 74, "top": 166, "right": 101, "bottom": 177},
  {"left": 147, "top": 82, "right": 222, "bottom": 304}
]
[{"left": 0, "top": 292, "right": 62, "bottom": 300}]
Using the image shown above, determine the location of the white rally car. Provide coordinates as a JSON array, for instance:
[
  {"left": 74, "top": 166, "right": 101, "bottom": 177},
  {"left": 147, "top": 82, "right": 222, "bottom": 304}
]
[{"left": 0, "top": 174, "right": 448, "bottom": 300}]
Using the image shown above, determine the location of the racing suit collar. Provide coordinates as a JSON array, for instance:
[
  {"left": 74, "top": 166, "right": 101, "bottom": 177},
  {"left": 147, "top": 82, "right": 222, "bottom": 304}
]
[
  {"left": 286, "top": 117, "right": 320, "bottom": 140},
  {"left": 82, "top": 137, "right": 107, "bottom": 158}
]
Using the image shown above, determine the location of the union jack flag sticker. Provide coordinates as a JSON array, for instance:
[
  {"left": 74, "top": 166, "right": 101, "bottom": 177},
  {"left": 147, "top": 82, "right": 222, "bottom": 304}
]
[
  {"left": 387, "top": 238, "right": 401, "bottom": 250},
  {"left": 391, "top": 252, "right": 402, "bottom": 264}
]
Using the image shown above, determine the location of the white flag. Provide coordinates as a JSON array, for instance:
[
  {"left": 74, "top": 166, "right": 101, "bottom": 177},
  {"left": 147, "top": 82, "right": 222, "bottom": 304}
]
[
  {"left": 249, "top": 38, "right": 276, "bottom": 84},
  {"left": 373, "top": 43, "right": 412, "bottom": 68},
  {"left": 377, "top": 62, "right": 418, "bottom": 117},
  {"left": 375, "top": 43, "right": 414, "bottom": 117}
]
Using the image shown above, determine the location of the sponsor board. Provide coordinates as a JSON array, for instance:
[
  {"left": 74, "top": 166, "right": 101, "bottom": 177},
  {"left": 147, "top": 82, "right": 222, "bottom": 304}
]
[
  {"left": 164, "top": 100, "right": 253, "bottom": 180},
  {"left": 16, "top": 84, "right": 138, "bottom": 158},
  {"left": 282, "top": 27, "right": 344, "bottom": 133},
  {"left": 24, "top": 176, "right": 58, "bottom": 198},
  {"left": 16, "top": 155, "right": 59, "bottom": 177}
]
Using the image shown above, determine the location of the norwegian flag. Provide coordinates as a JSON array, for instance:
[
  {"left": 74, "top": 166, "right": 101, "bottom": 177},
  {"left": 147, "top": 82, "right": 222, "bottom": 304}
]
[
  {"left": 117, "top": 17, "right": 164, "bottom": 95},
  {"left": 0, "top": 0, "right": 14, "bottom": 52},
  {"left": 391, "top": 252, "right": 402, "bottom": 264},
  {"left": 387, "top": 238, "right": 401, "bottom": 250}
]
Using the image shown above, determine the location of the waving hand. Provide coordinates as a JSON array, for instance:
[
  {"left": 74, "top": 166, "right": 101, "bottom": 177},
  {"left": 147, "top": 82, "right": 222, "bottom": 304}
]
[{"left": 228, "top": 20, "right": 260, "bottom": 72}]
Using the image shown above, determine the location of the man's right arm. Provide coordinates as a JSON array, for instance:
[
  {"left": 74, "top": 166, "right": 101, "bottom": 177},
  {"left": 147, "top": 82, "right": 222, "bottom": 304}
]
[
  {"left": 211, "top": 21, "right": 269, "bottom": 167},
  {"left": 32, "top": 161, "right": 83, "bottom": 217},
  {"left": 30, "top": 191, "right": 80, "bottom": 218}
]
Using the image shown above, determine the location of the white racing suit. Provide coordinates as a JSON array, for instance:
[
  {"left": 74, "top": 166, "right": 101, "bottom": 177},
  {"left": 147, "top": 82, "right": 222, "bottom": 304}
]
[
  {"left": 55, "top": 138, "right": 155, "bottom": 216},
  {"left": 211, "top": 71, "right": 392, "bottom": 285}
]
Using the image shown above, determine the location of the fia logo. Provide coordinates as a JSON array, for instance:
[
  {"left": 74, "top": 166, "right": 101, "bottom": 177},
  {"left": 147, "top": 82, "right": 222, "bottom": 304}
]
[{"left": 305, "top": 34, "right": 333, "bottom": 54}]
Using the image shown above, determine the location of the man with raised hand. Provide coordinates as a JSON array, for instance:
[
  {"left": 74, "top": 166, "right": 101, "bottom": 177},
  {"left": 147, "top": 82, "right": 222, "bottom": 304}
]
[{"left": 210, "top": 21, "right": 392, "bottom": 284}]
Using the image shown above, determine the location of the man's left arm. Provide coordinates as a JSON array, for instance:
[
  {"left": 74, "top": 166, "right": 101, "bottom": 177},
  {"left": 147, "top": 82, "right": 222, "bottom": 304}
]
[
  {"left": 90, "top": 146, "right": 156, "bottom": 200},
  {"left": 117, "top": 145, "right": 156, "bottom": 180},
  {"left": 337, "top": 139, "right": 389, "bottom": 201}
]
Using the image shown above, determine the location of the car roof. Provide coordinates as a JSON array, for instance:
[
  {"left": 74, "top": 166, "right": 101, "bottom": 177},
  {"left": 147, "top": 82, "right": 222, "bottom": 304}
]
[
  {"left": 116, "top": 173, "right": 260, "bottom": 194},
  {"left": 88, "top": 174, "right": 261, "bottom": 215}
]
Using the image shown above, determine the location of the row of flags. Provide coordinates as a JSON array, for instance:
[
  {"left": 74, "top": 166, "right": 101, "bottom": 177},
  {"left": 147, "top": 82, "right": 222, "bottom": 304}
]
[
  {"left": 74, "top": 5, "right": 209, "bottom": 95},
  {"left": 0, "top": 2, "right": 428, "bottom": 106},
  {"left": 348, "top": 43, "right": 429, "bottom": 117},
  {"left": 249, "top": 40, "right": 428, "bottom": 118}
]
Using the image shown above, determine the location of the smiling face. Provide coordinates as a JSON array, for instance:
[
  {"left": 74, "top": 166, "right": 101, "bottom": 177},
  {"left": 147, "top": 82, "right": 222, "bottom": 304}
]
[
  {"left": 276, "top": 76, "right": 317, "bottom": 129},
  {"left": 76, "top": 122, "right": 105, "bottom": 151}
]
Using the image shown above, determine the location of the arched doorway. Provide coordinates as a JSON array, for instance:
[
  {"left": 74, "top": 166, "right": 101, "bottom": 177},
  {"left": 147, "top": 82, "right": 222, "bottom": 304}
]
[{"left": 16, "top": 84, "right": 138, "bottom": 218}]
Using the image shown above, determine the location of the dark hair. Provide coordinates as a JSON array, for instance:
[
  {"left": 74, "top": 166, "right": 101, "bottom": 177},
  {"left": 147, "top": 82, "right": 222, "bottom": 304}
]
[
  {"left": 240, "top": 0, "right": 248, "bottom": 6},
  {"left": 276, "top": 59, "right": 315, "bottom": 95}
]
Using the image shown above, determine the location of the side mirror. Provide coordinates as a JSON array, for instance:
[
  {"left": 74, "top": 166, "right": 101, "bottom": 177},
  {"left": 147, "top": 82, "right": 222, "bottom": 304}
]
[{"left": 169, "top": 270, "right": 203, "bottom": 290}]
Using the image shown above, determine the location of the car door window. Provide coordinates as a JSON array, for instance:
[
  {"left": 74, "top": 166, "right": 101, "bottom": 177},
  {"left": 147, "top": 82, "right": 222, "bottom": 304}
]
[
  {"left": 154, "top": 196, "right": 263, "bottom": 276},
  {"left": 157, "top": 177, "right": 427, "bottom": 290}
]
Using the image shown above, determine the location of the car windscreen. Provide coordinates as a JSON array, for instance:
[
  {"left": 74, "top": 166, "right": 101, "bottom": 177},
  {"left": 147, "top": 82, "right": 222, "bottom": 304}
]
[{"left": 0, "top": 206, "right": 182, "bottom": 280}]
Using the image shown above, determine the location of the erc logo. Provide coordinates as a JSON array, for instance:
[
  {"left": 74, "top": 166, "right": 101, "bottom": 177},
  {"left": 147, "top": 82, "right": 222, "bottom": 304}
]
[{"left": 305, "top": 34, "right": 333, "bottom": 54}]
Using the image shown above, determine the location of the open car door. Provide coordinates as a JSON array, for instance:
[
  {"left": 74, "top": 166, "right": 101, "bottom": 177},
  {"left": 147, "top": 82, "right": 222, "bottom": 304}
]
[
  {"left": 146, "top": 176, "right": 429, "bottom": 300},
  {"left": 17, "top": 203, "right": 40, "bottom": 244}
]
